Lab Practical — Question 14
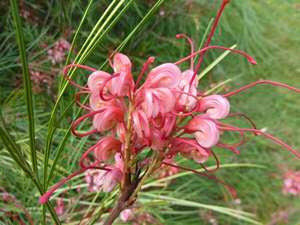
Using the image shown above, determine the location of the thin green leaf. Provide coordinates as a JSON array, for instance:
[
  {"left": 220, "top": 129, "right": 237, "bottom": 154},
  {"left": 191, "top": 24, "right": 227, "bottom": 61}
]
[
  {"left": 143, "top": 163, "right": 266, "bottom": 189},
  {"left": 10, "top": 0, "right": 37, "bottom": 173},
  {"left": 142, "top": 193, "right": 263, "bottom": 225}
]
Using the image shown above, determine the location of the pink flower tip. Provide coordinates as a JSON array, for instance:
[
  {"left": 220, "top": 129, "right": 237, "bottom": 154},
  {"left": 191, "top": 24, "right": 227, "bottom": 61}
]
[
  {"left": 248, "top": 57, "right": 257, "bottom": 65},
  {"left": 148, "top": 56, "right": 156, "bottom": 63},
  {"left": 175, "top": 34, "right": 182, "bottom": 39},
  {"left": 39, "top": 194, "right": 50, "bottom": 204}
]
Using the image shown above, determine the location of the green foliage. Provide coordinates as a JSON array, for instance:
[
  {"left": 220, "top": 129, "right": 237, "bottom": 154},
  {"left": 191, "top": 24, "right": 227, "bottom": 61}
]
[{"left": 0, "top": 0, "right": 299, "bottom": 224}]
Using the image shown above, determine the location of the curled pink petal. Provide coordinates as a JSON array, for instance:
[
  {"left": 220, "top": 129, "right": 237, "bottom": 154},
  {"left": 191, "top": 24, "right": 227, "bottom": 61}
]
[
  {"left": 111, "top": 53, "right": 134, "bottom": 96},
  {"left": 142, "top": 88, "right": 176, "bottom": 118},
  {"left": 185, "top": 116, "right": 220, "bottom": 148},
  {"left": 113, "top": 53, "right": 132, "bottom": 74},
  {"left": 144, "top": 63, "right": 181, "bottom": 89},
  {"left": 132, "top": 110, "right": 151, "bottom": 139},
  {"left": 198, "top": 95, "right": 230, "bottom": 119},
  {"left": 87, "top": 71, "right": 111, "bottom": 93},
  {"left": 176, "top": 69, "right": 199, "bottom": 111},
  {"left": 94, "top": 137, "right": 122, "bottom": 162},
  {"left": 92, "top": 106, "right": 124, "bottom": 132}
]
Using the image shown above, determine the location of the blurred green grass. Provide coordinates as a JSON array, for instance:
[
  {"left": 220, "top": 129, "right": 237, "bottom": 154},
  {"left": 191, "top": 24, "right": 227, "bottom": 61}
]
[{"left": 0, "top": 0, "right": 299, "bottom": 224}]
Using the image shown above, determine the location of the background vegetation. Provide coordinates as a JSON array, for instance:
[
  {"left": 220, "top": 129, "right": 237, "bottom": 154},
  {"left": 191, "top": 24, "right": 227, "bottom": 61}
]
[{"left": 0, "top": 0, "right": 299, "bottom": 224}]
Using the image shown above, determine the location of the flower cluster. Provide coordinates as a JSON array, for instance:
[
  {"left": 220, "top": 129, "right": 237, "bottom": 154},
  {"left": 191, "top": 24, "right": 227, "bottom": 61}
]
[
  {"left": 282, "top": 170, "right": 300, "bottom": 196},
  {"left": 47, "top": 38, "right": 71, "bottom": 64},
  {"left": 40, "top": 2, "right": 300, "bottom": 223}
]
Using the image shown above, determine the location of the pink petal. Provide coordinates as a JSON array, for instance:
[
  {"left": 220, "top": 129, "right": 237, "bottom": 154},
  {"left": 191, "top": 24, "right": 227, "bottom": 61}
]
[
  {"left": 92, "top": 107, "right": 123, "bottom": 132},
  {"left": 198, "top": 95, "right": 230, "bottom": 119},
  {"left": 145, "top": 63, "right": 181, "bottom": 88},
  {"left": 113, "top": 53, "right": 132, "bottom": 73},
  {"left": 87, "top": 71, "right": 111, "bottom": 93},
  {"left": 93, "top": 137, "right": 122, "bottom": 162},
  {"left": 186, "top": 116, "right": 220, "bottom": 148}
]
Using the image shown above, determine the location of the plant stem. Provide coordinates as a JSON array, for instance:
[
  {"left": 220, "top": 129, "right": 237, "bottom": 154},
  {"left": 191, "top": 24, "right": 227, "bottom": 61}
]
[{"left": 103, "top": 179, "right": 138, "bottom": 225}]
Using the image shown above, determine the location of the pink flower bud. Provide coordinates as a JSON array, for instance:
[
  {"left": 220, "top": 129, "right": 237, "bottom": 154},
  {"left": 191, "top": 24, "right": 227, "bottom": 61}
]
[
  {"left": 185, "top": 116, "right": 220, "bottom": 148},
  {"left": 120, "top": 209, "right": 134, "bottom": 222},
  {"left": 198, "top": 95, "right": 230, "bottom": 119}
]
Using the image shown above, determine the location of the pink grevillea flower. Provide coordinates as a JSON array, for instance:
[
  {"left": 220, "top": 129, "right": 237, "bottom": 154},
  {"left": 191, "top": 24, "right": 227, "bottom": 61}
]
[
  {"left": 55, "top": 198, "right": 65, "bottom": 216},
  {"left": 40, "top": 1, "right": 300, "bottom": 215},
  {"left": 282, "top": 170, "right": 300, "bottom": 196},
  {"left": 48, "top": 38, "right": 70, "bottom": 64},
  {"left": 85, "top": 153, "right": 123, "bottom": 192},
  {"left": 137, "top": 63, "right": 181, "bottom": 118},
  {"left": 185, "top": 116, "right": 220, "bottom": 148},
  {"left": 198, "top": 95, "right": 230, "bottom": 119}
]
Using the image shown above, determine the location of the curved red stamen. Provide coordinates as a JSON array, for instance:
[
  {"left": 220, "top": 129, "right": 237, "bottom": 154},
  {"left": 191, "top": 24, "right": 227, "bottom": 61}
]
[
  {"left": 173, "top": 89, "right": 199, "bottom": 101},
  {"left": 223, "top": 80, "right": 300, "bottom": 97},
  {"left": 218, "top": 125, "right": 300, "bottom": 158},
  {"left": 99, "top": 73, "right": 120, "bottom": 101},
  {"left": 217, "top": 143, "right": 240, "bottom": 154},
  {"left": 176, "top": 33, "right": 195, "bottom": 70},
  {"left": 171, "top": 111, "right": 194, "bottom": 117},
  {"left": 217, "top": 121, "right": 248, "bottom": 147},
  {"left": 209, "top": 149, "right": 220, "bottom": 172},
  {"left": 175, "top": 138, "right": 205, "bottom": 151},
  {"left": 63, "top": 64, "right": 97, "bottom": 90},
  {"left": 79, "top": 139, "right": 115, "bottom": 169},
  {"left": 75, "top": 91, "right": 92, "bottom": 111},
  {"left": 190, "top": 0, "right": 231, "bottom": 84},
  {"left": 135, "top": 56, "right": 156, "bottom": 90},
  {"left": 227, "top": 112, "right": 257, "bottom": 130},
  {"left": 175, "top": 45, "right": 256, "bottom": 67},
  {"left": 71, "top": 109, "right": 106, "bottom": 137},
  {"left": 162, "top": 161, "right": 237, "bottom": 198},
  {"left": 39, "top": 166, "right": 110, "bottom": 204}
]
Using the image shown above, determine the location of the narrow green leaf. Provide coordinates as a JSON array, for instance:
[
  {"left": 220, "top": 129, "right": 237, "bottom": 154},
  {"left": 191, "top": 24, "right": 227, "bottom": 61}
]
[
  {"left": 0, "top": 117, "right": 61, "bottom": 224},
  {"left": 143, "top": 163, "right": 265, "bottom": 188},
  {"left": 44, "top": 1, "right": 129, "bottom": 189},
  {"left": 142, "top": 193, "right": 262, "bottom": 225},
  {"left": 10, "top": 0, "right": 37, "bottom": 173}
]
